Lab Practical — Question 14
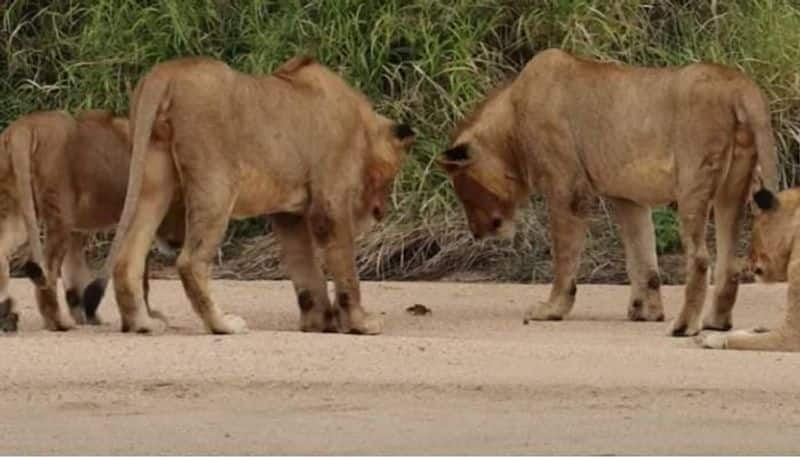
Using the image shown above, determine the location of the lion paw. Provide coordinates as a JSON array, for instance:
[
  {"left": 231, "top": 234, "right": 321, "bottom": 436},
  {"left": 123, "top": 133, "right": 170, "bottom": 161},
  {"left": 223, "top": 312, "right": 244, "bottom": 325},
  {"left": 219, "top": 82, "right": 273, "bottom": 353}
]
[
  {"left": 210, "top": 314, "right": 248, "bottom": 335},
  {"left": 148, "top": 309, "right": 169, "bottom": 326},
  {"left": 701, "top": 313, "right": 733, "bottom": 331},
  {"left": 129, "top": 315, "right": 168, "bottom": 335},
  {"left": 350, "top": 313, "right": 383, "bottom": 335},
  {"left": 522, "top": 303, "right": 565, "bottom": 324},
  {"left": 44, "top": 315, "right": 74, "bottom": 332},
  {"left": 69, "top": 306, "right": 87, "bottom": 326},
  {"left": 696, "top": 331, "right": 728, "bottom": 349},
  {"left": 627, "top": 300, "right": 664, "bottom": 322},
  {"left": 338, "top": 312, "right": 383, "bottom": 335},
  {"left": 300, "top": 310, "right": 337, "bottom": 333},
  {"left": 667, "top": 318, "right": 701, "bottom": 337}
]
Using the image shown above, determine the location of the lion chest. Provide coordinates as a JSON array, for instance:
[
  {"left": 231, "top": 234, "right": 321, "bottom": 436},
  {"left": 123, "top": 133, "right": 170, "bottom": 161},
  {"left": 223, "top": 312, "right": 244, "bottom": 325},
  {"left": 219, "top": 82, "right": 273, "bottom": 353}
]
[{"left": 232, "top": 167, "right": 308, "bottom": 218}]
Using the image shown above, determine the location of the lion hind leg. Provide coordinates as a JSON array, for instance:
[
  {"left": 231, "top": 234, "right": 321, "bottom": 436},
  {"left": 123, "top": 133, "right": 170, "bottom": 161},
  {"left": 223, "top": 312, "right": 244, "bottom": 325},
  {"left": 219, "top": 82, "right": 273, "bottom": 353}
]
[
  {"left": 32, "top": 221, "right": 75, "bottom": 331},
  {"left": 272, "top": 213, "right": 334, "bottom": 333},
  {"left": 176, "top": 186, "right": 245, "bottom": 335},
  {"left": 0, "top": 215, "right": 26, "bottom": 332},
  {"left": 111, "top": 188, "right": 173, "bottom": 334},
  {"left": 610, "top": 198, "right": 664, "bottom": 322},
  {"left": 61, "top": 233, "right": 94, "bottom": 325},
  {"left": 669, "top": 179, "right": 717, "bottom": 337},
  {"left": 703, "top": 147, "right": 755, "bottom": 331}
]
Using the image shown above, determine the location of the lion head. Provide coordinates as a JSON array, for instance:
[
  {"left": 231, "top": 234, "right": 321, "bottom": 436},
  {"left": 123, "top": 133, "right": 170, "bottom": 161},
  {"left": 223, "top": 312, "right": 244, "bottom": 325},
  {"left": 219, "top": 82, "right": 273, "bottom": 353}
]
[
  {"left": 355, "top": 116, "right": 414, "bottom": 232},
  {"left": 749, "top": 187, "right": 800, "bottom": 282},
  {"left": 439, "top": 86, "right": 528, "bottom": 240}
]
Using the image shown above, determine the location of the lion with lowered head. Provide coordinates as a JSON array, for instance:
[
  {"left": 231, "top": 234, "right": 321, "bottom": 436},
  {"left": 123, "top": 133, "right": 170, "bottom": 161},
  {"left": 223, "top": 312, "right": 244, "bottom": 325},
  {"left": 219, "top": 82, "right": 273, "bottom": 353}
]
[
  {"left": 88, "top": 55, "right": 414, "bottom": 335},
  {"left": 698, "top": 187, "right": 800, "bottom": 351},
  {"left": 440, "top": 49, "right": 778, "bottom": 336},
  {"left": 0, "top": 110, "right": 184, "bottom": 332}
]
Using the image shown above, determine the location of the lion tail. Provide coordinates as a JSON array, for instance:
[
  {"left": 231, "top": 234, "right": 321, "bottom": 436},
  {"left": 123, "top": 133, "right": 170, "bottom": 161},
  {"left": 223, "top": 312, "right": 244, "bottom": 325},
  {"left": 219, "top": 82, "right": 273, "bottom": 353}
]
[
  {"left": 735, "top": 86, "right": 779, "bottom": 193},
  {"left": 3, "top": 125, "right": 48, "bottom": 288},
  {"left": 83, "top": 73, "right": 171, "bottom": 316}
]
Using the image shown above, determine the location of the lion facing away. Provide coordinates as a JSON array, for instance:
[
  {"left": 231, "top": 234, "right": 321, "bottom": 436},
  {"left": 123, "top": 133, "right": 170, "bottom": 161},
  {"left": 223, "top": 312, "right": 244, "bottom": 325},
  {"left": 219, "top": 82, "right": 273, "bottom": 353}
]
[
  {"left": 89, "top": 55, "right": 414, "bottom": 335},
  {"left": 698, "top": 187, "right": 800, "bottom": 351},
  {"left": 0, "top": 110, "right": 184, "bottom": 332},
  {"left": 439, "top": 49, "right": 778, "bottom": 336}
]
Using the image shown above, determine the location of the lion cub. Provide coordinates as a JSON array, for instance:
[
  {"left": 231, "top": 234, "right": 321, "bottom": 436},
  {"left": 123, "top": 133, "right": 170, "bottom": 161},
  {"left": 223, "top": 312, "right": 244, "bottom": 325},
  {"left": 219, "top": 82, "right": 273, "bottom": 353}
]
[
  {"left": 698, "top": 187, "right": 800, "bottom": 351},
  {"left": 0, "top": 110, "right": 183, "bottom": 332}
]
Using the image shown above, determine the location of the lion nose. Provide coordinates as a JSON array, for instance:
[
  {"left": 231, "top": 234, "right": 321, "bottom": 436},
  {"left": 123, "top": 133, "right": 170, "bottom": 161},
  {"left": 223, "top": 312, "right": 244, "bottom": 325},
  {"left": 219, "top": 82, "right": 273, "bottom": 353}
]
[
  {"left": 754, "top": 267, "right": 764, "bottom": 276},
  {"left": 372, "top": 206, "right": 385, "bottom": 221},
  {"left": 491, "top": 218, "right": 503, "bottom": 231}
]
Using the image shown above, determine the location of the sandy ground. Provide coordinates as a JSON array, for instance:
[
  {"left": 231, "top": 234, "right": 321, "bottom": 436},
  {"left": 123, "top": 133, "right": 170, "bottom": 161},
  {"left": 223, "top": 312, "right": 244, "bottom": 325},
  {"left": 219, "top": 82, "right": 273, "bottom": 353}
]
[{"left": 2, "top": 279, "right": 800, "bottom": 455}]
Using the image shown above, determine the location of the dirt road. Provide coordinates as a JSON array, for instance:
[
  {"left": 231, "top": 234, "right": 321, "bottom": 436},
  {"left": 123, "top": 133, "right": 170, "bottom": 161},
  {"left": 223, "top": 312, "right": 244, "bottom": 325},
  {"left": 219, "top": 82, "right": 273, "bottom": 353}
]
[{"left": 2, "top": 279, "right": 799, "bottom": 454}]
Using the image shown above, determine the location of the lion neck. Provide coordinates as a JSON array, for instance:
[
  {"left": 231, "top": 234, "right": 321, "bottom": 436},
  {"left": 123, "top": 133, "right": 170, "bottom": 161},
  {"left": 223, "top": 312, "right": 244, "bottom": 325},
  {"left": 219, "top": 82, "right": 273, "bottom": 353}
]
[{"left": 482, "top": 87, "right": 532, "bottom": 190}]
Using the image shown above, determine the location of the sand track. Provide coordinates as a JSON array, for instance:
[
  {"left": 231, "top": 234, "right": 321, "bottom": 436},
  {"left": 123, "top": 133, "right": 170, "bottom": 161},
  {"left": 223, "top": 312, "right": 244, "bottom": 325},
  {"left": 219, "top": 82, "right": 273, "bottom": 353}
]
[{"left": 2, "top": 279, "right": 799, "bottom": 454}]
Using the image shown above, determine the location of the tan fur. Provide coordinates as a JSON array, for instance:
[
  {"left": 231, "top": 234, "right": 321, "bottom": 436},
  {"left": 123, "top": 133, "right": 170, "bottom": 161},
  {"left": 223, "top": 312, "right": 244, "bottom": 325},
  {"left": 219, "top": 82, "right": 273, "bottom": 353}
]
[
  {"left": 441, "top": 49, "right": 778, "bottom": 336},
  {"left": 98, "top": 55, "right": 413, "bottom": 335},
  {"left": 0, "top": 110, "right": 184, "bottom": 331},
  {"left": 698, "top": 188, "right": 800, "bottom": 351}
]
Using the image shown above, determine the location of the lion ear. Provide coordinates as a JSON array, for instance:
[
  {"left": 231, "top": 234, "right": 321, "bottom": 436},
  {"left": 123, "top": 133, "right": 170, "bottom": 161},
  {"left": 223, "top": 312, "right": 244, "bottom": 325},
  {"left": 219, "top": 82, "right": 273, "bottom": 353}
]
[
  {"left": 393, "top": 123, "right": 414, "bottom": 140},
  {"left": 753, "top": 188, "right": 779, "bottom": 212},
  {"left": 392, "top": 123, "right": 415, "bottom": 148},
  {"left": 438, "top": 144, "right": 474, "bottom": 171}
]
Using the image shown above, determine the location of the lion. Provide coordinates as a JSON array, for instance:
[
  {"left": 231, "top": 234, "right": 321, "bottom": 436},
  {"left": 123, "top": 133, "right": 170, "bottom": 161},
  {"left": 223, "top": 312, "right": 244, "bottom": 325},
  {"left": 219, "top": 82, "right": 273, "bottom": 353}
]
[
  {"left": 86, "top": 55, "right": 414, "bottom": 335},
  {"left": 0, "top": 110, "right": 184, "bottom": 332},
  {"left": 697, "top": 187, "right": 800, "bottom": 351},
  {"left": 439, "top": 49, "right": 778, "bottom": 336}
]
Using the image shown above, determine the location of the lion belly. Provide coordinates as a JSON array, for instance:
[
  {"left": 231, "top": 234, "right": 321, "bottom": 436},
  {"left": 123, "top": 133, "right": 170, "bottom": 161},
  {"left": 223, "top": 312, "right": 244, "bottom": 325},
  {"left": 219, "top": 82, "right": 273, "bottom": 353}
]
[
  {"left": 231, "top": 167, "right": 308, "bottom": 218},
  {"left": 592, "top": 157, "right": 677, "bottom": 206}
]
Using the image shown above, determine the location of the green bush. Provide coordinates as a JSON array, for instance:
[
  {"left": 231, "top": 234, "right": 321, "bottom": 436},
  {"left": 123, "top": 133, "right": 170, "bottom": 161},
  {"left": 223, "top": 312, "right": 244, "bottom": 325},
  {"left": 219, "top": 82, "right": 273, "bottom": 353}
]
[
  {"left": 652, "top": 207, "right": 681, "bottom": 255},
  {"left": 2, "top": 0, "right": 799, "bottom": 282}
]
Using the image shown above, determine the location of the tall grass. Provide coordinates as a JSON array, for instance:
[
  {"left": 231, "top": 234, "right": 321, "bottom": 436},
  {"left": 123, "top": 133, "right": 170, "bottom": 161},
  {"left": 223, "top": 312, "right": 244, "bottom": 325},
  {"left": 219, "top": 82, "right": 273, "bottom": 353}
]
[{"left": 2, "top": 0, "right": 800, "bottom": 283}]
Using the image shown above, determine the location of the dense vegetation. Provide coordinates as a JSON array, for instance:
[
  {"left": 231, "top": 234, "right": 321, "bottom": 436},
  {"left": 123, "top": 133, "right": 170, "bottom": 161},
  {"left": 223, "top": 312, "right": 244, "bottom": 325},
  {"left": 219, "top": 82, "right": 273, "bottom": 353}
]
[{"left": 2, "top": 0, "right": 800, "bottom": 283}]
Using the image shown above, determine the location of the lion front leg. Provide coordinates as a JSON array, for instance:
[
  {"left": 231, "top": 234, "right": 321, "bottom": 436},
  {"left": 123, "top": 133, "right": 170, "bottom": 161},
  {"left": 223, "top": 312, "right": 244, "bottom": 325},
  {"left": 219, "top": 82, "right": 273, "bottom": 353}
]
[
  {"left": 272, "top": 213, "right": 335, "bottom": 333},
  {"left": 35, "top": 225, "right": 73, "bottom": 331},
  {"left": 609, "top": 198, "right": 664, "bottom": 322},
  {"left": 309, "top": 202, "right": 381, "bottom": 335},
  {"left": 61, "top": 232, "right": 94, "bottom": 325},
  {"left": 524, "top": 195, "right": 588, "bottom": 323}
]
